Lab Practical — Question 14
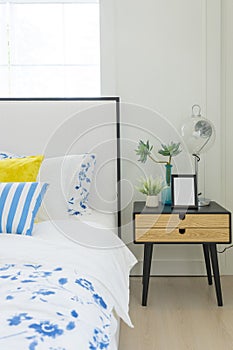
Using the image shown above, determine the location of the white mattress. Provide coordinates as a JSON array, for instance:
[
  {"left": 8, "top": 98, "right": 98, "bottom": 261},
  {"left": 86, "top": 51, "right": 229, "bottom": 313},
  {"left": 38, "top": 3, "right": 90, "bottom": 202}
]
[
  {"left": 34, "top": 218, "right": 123, "bottom": 250},
  {"left": 78, "top": 209, "right": 117, "bottom": 231}
]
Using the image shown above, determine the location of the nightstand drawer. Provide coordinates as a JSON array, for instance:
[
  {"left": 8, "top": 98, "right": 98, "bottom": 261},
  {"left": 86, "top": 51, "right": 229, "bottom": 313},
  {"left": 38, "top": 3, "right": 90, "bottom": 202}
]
[
  {"left": 135, "top": 214, "right": 229, "bottom": 229},
  {"left": 135, "top": 227, "right": 230, "bottom": 243}
]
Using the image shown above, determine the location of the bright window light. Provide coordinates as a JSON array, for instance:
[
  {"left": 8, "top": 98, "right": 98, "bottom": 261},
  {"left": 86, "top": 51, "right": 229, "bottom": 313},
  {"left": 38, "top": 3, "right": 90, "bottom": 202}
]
[{"left": 0, "top": 1, "right": 100, "bottom": 97}]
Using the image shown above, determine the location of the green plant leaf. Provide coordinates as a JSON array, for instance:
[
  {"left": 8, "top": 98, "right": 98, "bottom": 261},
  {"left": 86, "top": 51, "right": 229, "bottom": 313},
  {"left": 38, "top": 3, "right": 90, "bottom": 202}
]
[
  {"left": 135, "top": 140, "right": 153, "bottom": 163},
  {"left": 136, "top": 176, "right": 165, "bottom": 195},
  {"left": 158, "top": 141, "right": 182, "bottom": 158}
]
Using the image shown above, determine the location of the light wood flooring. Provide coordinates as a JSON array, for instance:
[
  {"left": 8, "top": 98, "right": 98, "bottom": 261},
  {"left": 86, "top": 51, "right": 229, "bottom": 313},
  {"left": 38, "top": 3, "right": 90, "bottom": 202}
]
[{"left": 119, "top": 276, "right": 233, "bottom": 350}]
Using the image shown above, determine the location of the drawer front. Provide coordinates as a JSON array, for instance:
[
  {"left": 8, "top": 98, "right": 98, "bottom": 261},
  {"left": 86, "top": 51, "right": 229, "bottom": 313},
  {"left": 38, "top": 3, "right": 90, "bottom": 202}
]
[
  {"left": 135, "top": 228, "right": 230, "bottom": 243},
  {"left": 135, "top": 214, "right": 229, "bottom": 229}
]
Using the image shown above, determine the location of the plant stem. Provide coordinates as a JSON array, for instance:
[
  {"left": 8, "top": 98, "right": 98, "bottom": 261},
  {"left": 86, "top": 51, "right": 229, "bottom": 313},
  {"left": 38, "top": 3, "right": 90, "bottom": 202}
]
[{"left": 149, "top": 154, "right": 168, "bottom": 165}]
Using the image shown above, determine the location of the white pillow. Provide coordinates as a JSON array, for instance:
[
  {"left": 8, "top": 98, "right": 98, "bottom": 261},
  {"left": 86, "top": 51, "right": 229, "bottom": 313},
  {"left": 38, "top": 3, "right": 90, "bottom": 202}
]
[{"left": 37, "top": 154, "right": 96, "bottom": 220}]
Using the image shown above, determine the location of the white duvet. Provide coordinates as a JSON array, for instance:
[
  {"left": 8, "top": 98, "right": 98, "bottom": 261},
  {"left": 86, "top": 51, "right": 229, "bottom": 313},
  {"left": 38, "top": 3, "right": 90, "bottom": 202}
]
[{"left": 0, "top": 220, "right": 137, "bottom": 350}]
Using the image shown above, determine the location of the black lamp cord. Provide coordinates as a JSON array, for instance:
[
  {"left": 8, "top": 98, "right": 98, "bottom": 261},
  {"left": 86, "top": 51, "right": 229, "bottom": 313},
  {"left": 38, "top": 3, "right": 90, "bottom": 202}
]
[{"left": 217, "top": 245, "right": 233, "bottom": 254}]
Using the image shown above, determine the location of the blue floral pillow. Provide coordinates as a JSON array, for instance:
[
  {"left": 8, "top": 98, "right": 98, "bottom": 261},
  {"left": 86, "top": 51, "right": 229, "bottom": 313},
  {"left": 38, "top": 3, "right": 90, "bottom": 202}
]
[
  {"left": 67, "top": 154, "right": 96, "bottom": 216},
  {"left": 0, "top": 151, "right": 24, "bottom": 160}
]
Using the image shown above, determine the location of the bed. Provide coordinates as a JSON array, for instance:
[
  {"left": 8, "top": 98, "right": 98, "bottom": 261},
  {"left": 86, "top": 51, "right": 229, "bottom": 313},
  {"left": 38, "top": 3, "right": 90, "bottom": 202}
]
[{"left": 0, "top": 98, "right": 136, "bottom": 350}]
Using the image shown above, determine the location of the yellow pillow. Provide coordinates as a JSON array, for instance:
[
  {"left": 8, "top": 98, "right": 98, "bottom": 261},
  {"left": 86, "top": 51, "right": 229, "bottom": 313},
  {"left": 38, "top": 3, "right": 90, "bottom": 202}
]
[{"left": 0, "top": 155, "right": 44, "bottom": 182}]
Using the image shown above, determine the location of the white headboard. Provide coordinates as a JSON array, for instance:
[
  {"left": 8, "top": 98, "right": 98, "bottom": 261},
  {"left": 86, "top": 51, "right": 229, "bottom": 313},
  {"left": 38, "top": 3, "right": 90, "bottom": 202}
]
[{"left": 0, "top": 97, "right": 121, "bottom": 233}]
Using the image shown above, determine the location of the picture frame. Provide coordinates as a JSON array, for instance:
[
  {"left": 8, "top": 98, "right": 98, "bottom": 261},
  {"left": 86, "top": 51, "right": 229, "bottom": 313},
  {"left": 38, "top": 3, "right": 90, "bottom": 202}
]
[{"left": 171, "top": 174, "right": 198, "bottom": 209}]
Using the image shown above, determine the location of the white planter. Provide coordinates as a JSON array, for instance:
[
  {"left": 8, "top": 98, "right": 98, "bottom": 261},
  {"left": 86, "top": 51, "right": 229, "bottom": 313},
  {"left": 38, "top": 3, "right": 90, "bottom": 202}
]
[{"left": 146, "top": 195, "right": 159, "bottom": 207}]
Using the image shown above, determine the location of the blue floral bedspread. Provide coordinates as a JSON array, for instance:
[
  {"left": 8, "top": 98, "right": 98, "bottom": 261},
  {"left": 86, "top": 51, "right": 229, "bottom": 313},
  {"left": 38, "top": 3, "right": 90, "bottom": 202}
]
[{"left": 0, "top": 263, "right": 116, "bottom": 350}]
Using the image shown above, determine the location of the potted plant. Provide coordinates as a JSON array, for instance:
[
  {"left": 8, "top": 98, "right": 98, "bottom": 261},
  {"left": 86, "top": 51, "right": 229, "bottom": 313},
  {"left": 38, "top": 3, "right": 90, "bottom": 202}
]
[
  {"left": 136, "top": 176, "right": 165, "bottom": 207},
  {"left": 135, "top": 140, "right": 182, "bottom": 205}
]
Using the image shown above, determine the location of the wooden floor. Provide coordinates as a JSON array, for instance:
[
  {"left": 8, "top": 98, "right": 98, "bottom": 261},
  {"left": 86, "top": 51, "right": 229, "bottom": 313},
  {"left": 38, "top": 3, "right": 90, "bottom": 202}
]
[{"left": 119, "top": 276, "right": 233, "bottom": 350}]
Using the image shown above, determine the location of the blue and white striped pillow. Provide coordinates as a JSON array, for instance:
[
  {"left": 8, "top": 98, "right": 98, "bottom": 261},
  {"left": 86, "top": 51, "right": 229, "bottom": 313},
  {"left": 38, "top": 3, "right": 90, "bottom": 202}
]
[{"left": 0, "top": 182, "right": 48, "bottom": 235}]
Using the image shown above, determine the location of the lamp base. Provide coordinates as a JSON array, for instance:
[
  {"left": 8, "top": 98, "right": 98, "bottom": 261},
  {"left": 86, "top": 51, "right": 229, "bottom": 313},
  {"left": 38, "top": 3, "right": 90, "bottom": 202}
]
[{"left": 198, "top": 198, "right": 211, "bottom": 207}]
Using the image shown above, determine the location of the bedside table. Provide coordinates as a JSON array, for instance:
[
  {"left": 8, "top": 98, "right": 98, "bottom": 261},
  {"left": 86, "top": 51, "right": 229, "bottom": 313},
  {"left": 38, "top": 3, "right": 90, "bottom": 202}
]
[{"left": 133, "top": 201, "right": 231, "bottom": 306}]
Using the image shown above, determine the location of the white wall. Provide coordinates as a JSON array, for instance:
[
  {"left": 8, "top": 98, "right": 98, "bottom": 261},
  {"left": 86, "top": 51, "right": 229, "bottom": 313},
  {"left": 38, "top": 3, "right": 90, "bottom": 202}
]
[
  {"left": 221, "top": 0, "right": 233, "bottom": 274},
  {"left": 101, "top": 0, "right": 225, "bottom": 275}
]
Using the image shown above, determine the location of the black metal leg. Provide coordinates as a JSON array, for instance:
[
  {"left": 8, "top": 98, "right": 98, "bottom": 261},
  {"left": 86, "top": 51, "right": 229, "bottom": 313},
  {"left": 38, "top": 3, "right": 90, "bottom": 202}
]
[
  {"left": 209, "top": 243, "right": 223, "bottom": 306},
  {"left": 202, "top": 244, "right": 212, "bottom": 285},
  {"left": 142, "top": 243, "right": 153, "bottom": 306}
]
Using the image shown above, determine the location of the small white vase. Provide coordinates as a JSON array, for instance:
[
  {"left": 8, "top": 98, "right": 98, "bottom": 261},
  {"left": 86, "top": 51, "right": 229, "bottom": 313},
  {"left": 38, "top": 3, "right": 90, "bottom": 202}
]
[{"left": 146, "top": 195, "right": 159, "bottom": 207}]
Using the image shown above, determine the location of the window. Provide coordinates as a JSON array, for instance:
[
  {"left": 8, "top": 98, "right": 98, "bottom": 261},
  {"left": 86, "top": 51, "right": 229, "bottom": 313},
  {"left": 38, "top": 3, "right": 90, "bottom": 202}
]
[{"left": 0, "top": 0, "right": 100, "bottom": 97}]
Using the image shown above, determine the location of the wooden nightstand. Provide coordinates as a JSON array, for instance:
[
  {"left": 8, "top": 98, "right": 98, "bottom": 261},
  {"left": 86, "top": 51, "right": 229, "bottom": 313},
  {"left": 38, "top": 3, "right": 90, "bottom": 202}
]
[{"left": 133, "top": 201, "right": 231, "bottom": 306}]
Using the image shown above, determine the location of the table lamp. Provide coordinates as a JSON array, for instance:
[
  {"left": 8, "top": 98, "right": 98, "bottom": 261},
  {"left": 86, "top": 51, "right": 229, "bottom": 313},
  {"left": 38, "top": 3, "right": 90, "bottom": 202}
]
[{"left": 181, "top": 104, "right": 215, "bottom": 206}]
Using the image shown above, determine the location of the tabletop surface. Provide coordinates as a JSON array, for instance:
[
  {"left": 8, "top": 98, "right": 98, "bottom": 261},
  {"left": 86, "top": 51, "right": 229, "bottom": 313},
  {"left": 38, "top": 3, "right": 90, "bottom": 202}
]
[{"left": 133, "top": 201, "right": 231, "bottom": 215}]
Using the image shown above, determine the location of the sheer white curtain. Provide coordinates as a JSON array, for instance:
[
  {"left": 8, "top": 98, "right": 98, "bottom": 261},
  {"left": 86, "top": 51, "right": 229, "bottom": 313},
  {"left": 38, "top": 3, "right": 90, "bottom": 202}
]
[{"left": 0, "top": 0, "right": 100, "bottom": 97}]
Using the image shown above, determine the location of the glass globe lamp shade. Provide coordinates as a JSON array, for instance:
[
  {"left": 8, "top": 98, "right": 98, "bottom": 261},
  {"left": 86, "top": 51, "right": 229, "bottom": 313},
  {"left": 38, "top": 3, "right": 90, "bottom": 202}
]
[
  {"left": 181, "top": 114, "right": 216, "bottom": 155},
  {"left": 181, "top": 105, "right": 216, "bottom": 207}
]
